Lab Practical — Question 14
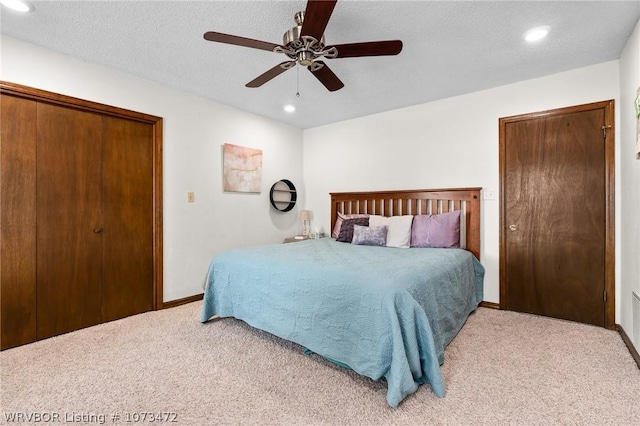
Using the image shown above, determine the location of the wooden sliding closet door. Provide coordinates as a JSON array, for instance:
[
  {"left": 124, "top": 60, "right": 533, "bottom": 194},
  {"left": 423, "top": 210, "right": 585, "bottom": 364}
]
[
  {"left": 36, "top": 103, "right": 104, "bottom": 340},
  {"left": 102, "top": 117, "right": 154, "bottom": 321}
]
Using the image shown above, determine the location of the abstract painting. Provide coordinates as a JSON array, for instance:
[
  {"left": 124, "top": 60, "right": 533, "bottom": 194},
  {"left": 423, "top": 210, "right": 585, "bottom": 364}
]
[{"left": 223, "top": 143, "right": 263, "bottom": 193}]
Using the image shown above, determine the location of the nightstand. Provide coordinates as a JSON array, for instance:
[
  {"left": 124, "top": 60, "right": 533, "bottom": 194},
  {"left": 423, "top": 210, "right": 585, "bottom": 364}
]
[{"left": 284, "top": 236, "right": 308, "bottom": 243}]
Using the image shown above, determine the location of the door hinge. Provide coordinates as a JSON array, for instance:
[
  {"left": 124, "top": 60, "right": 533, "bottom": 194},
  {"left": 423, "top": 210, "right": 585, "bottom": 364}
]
[
  {"left": 604, "top": 291, "right": 607, "bottom": 302},
  {"left": 602, "top": 125, "right": 612, "bottom": 139}
]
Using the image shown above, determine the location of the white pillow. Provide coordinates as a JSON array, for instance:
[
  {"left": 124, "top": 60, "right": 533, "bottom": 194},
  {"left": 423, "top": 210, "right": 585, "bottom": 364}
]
[{"left": 369, "top": 215, "right": 414, "bottom": 248}]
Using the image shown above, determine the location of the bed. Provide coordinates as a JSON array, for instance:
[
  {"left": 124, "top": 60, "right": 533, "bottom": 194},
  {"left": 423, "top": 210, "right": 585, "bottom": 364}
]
[{"left": 201, "top": 188, "right": 484, "bottom": 407}]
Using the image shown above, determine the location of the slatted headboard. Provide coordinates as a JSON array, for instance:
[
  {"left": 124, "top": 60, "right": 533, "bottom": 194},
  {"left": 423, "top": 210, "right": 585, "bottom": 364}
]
[{"left": 330, "top": 188, "right": 481, "bottom": 260}]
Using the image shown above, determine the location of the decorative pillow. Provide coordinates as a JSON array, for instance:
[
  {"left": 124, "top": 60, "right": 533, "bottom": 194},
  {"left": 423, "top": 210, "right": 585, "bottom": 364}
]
[
  {"left": 336, "top": 217, "right": 370, "bottom": 243},
  {"left": 332, "top": 212, "right": 368, "bottom": 238},
  {"left": 368, "top": 215, "right": 414, "bottom": 248},
  {"left": 410, "top": 210, "right": 461, "bottom": 248},
  {"left": 351, "top": 225, "right": 388, "bottom": 246}
]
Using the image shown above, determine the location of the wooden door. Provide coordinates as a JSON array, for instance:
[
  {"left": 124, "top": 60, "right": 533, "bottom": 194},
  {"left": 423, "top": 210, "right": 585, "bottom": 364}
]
[
  {"left": 102, "top": 116, "right": 154, "bottom": 321},
  {"left": 36, "top": 103, "right": 104, "bottom": 340},
  {"left": 500, "top": 101, "right": 614, "bottom": 328},
  {"left": 1, "top": 81, "right": 163, "bottom": 349},
  {"left": 0, "top": 94, "right": 37, "bottom": 350}
]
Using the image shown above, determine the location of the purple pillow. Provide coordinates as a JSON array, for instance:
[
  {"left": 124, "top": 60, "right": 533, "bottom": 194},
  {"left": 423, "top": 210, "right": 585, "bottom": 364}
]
[
  {"left": 336, "top": 217, "right": 370, "bottom": 243},
  {"left": 332, "top": 212, "right": 368, "bottom": 238},
  {"left": 410, "top": 210, "right": 461, "bottom": 248},
  {"left": 351, "top": 225, "right": 388, "bottom": 246}
]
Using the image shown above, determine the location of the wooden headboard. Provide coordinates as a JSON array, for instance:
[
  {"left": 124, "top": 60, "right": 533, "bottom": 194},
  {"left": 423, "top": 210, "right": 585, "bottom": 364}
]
[{"left": 330, "top": 188, "right": 481, "bottom": 260}]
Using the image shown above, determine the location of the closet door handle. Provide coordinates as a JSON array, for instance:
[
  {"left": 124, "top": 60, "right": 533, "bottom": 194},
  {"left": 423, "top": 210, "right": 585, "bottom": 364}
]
[{"left": 94, "top": 228, "right": 103, "bottom": 233}]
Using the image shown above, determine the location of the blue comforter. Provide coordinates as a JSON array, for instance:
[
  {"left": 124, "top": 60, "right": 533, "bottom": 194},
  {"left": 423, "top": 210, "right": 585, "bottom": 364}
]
[{"left": 201, "top": 238, "right": 484, "bottom": 407}]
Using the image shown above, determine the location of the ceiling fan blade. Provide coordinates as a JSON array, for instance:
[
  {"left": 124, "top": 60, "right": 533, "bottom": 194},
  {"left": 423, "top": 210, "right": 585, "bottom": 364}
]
[
  {"left": 300, "top": 0, "right": 338, "bottom": 40},
  {"left": 330, "top": 40, "right": 403, "bottom": 58},
  {"left": 246, "top": 62, "right": 295, "bottom": 88},
  {"left": 204, "top": 31, "right": 281, "bottom": 52},
  {"left": 308, "top": 61, "right": 344, "bottom": 92}
]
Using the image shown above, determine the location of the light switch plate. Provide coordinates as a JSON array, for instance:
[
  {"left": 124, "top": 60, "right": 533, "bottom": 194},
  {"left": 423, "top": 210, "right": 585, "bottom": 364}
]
[{"left": 483, "top": 189, "right": 495, "bottom": 200}]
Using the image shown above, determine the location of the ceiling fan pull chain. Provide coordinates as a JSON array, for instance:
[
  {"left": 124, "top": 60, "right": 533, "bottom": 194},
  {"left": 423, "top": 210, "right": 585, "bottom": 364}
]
[{"left": 296, "top": 66, "right": 300, "bottom": 97}]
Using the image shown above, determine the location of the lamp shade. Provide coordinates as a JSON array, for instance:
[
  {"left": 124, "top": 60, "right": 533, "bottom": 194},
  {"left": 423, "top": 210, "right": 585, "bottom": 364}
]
[{"left": 299, "top": 210, "right": 311, "bottom": 221}]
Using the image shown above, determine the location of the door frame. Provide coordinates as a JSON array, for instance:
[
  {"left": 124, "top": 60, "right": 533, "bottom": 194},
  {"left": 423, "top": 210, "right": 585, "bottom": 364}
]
[
  {"left": 1, "top": 81, "right": 164, "bottom": 311},
  {"left": 498, "top": 100, "right": 615, "bottom": 329}
]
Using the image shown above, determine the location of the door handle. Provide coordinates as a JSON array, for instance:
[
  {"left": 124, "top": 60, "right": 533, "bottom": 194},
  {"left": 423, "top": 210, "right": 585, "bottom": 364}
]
[
  {"left": 94, "top": 228, "right": 103, "bottom": 233},
  {"left": 509, "top": 224, "right": 517, "bottom": 232}
]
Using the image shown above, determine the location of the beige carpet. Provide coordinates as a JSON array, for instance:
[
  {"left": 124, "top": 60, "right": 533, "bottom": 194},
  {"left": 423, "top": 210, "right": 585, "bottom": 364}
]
[{"left": 1, "top": 302, "right": 638, "bottom": 425}]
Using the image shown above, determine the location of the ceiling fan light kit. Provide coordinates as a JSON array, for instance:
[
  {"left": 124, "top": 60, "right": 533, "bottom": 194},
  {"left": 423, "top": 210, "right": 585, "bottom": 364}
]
[{"left": 203, "top": 0, "right": 403, "bottom": 92}]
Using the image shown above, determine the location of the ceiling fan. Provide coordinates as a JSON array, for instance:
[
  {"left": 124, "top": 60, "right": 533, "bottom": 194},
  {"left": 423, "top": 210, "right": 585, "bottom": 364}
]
[{"left": 203, "top": 0, "right": 403, "bottom": 92}]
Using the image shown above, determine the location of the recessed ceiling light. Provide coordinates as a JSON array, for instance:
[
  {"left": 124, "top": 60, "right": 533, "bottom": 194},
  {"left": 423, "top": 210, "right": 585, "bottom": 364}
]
[
  {"left": 524, "top": 26, "right": 550, "bottom": 43},
  {"left": 283, "top": 105, "right": 296, "bottom": 113},
  {"left": 0, "top": 0, "right": 34, "bottom": 12}
]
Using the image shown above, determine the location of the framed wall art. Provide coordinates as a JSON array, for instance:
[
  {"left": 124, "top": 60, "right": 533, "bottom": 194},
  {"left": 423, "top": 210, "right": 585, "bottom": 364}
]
[{"left": 223, "top": 143, "right": 263, "bottom": 193}]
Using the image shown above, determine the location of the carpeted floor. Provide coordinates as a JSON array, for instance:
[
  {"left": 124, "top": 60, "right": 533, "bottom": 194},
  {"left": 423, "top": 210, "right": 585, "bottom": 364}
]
[{"left": 1, "top": 302, "right": 638, "bottom": 425}]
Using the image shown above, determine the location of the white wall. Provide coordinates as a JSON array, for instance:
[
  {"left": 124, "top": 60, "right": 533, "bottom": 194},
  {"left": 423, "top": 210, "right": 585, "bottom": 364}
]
[
  {"left": 619, "top": 18, "right": 640, "bottom": 349},
  {"left": 2, "top": 32, "right": 632, "bottom": 324},
  {"left": 0, "top": 35, "right": 304, "bottom": 302},
  {"left": 303, "top": 61, "right": 621, "bottom": 312}
]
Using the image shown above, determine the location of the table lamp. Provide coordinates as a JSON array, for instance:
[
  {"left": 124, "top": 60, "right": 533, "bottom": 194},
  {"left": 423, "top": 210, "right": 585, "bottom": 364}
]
[{"left": 299, "top": 210, "right": 311, "bottom": 237}]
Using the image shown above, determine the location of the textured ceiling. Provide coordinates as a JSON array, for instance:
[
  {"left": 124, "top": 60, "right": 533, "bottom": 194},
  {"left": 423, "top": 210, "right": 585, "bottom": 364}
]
[{"left": 1, "top": 1, "right": 639, "bottom": 129}]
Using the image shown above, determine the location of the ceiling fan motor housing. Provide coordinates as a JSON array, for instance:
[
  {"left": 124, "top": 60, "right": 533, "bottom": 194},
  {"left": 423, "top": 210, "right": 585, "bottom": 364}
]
[{"left": 281, "top": 11, "right": 334, "bottom": 66}]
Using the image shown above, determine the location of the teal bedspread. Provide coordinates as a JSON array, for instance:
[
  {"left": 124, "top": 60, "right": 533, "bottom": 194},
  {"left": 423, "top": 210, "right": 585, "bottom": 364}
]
[{"left": 201, "top": 238, "right": 484, "bottom": 407}]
